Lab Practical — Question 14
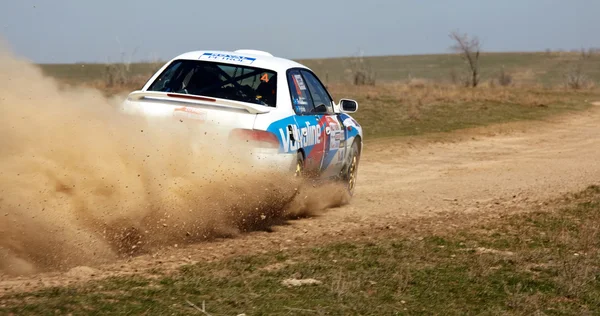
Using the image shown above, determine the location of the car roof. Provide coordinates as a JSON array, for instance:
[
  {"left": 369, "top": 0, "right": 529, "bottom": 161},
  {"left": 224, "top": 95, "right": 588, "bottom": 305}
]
[{"left": 171, "top": 49, "right": 310, "bottom": 73}]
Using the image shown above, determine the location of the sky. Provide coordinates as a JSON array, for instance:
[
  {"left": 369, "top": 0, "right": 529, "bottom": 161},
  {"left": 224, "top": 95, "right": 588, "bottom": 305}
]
[{"left": 1, "top": 0, "right": 599, "bottom": 63}]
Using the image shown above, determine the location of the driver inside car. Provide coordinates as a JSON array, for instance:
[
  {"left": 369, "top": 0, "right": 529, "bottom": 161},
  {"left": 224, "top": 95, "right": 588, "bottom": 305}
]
[
  {"left": 184, "top": 68, "right": 222, "bottom": 96},
  {"left": 255, "top": 74, "right": 277, "bottom": 107}
]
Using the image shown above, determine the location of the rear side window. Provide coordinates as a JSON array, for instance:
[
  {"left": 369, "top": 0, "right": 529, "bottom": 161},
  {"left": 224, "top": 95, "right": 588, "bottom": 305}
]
[
  {"left": 148, "top": 59, "right": 277, "bottom": 107},
  {"left": 287, "top": 69, "right": 314, "bottom": 115}
]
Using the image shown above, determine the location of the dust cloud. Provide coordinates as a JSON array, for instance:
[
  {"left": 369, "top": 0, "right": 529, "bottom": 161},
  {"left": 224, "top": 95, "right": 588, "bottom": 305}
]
[{"left": 0, "top": 48, "right": 349, "bottom": 276}]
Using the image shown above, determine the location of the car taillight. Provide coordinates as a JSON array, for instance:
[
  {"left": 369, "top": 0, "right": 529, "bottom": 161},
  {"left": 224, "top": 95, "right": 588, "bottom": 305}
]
[{"left": 229, "top": 129, "right": 280, "bottom": 149}]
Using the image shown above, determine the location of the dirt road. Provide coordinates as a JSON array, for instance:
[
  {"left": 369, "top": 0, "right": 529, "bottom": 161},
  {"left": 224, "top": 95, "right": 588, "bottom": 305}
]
[
  {"left": 355, "top": 102, "right": 600, "bottom": 219},
  {"left": 1, "top": 103, "right": 599, "bottom": 293}
]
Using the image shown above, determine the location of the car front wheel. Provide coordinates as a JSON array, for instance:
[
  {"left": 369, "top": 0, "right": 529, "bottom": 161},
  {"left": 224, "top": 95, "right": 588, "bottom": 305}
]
[{"left": 344, "top": 141, "right": 360, "bottom": 196}]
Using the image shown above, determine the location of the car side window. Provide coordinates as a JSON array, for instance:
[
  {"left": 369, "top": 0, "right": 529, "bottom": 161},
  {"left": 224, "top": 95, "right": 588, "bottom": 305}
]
[
  {"left": 300, "top": 70, "right": 334, "bottom": 114},
  {"left": 287, "top": 69, "right": 315, "bottom": 115}
]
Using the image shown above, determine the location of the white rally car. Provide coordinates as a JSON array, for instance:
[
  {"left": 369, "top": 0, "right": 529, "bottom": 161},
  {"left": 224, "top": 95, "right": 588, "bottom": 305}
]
[{"left": 122, "top": 49, "right": 363, "bottom": 194}]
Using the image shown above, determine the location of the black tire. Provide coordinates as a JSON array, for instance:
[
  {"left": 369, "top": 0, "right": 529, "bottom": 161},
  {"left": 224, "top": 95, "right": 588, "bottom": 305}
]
[
  {"left": 294, "top": 151, "right": 305, "bottom": 177},
  {"left": 344, "top": 141, "right": 360, "bottom": 196}
]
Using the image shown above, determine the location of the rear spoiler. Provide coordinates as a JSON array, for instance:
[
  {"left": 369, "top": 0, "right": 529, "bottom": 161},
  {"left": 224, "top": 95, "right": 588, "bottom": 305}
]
[{"left": 127, "top": 91, "right": 272, "bottom": 114}]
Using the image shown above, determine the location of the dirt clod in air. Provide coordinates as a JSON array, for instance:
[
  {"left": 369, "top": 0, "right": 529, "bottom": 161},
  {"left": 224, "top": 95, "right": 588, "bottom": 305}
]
[{"left": 0, "top": 47, "right": 348, "bottom": 276}]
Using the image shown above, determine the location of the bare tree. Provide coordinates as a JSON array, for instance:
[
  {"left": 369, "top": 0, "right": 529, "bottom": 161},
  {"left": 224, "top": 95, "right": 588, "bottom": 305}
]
[{"left": 449, "top": 31, "right": 481, "bottom": 87}]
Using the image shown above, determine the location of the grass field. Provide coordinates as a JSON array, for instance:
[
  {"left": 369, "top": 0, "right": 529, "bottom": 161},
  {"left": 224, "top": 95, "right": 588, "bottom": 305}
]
[
  {"left": 39, "top": 51, "right": 600, "bottom": 87},
  {"left": 303, "top": 52, "right": 600, "bottom": 86},
  {"left": 38, "top": 52, "right": 600, "bottom": 140},
  {"left": 329, "top": 84, "right": 596, "bottom": 139},
  {"left": 2, "top": 186, "right": 598, "bottom": 315}
]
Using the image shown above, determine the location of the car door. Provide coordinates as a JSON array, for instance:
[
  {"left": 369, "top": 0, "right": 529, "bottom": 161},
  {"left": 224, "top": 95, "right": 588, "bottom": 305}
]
[
  {"left": 286, "top": 69, "right": 325, "bottom": 173},
  {"left": 298, "top": 69, "right": 346, "bottom": 177}
]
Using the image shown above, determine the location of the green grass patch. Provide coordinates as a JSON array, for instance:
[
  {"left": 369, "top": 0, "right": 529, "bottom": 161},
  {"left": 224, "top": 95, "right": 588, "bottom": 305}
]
[{"left": 3, "top": 186, "right": 600, "bottom": 315}]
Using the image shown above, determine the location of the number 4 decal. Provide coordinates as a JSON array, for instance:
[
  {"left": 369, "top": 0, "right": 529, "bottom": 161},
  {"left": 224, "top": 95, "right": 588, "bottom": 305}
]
[{"left": 260, "top": 73, "right": 269, "bottom": 82}]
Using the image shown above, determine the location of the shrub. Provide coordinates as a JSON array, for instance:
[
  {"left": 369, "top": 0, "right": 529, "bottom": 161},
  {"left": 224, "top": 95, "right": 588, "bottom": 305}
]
[
  {"left": 103, "top": 63, "right": 130, "bottom": 87},
  {"left": 349, "top": 52, "right": 376, "bottom": 86},
  {"left": 497, "top": 66, "right": 513, "bottom": 87},
  {"left": 564, "top": 64, "right": 591, "bottom": 90}
]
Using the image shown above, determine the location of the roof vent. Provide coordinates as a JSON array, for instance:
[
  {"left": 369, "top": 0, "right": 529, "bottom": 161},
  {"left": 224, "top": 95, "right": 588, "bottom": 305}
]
[{"left": 234, "top": 49, "right": 273, "bottom": 57}]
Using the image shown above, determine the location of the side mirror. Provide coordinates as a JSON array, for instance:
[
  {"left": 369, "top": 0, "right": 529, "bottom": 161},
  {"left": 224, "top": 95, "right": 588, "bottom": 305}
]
[{"left": 339, "top": 99, "right": 358, "bottom": 113}]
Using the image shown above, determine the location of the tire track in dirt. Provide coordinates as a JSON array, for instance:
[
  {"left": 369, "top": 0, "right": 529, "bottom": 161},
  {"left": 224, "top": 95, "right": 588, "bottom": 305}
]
[{"left": 1, "top": 103, "right": 599, "bottom": 294}]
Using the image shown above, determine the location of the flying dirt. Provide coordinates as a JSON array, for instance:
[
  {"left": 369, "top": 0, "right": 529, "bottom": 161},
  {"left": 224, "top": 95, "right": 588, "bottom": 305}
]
[{"left": 0, "top": 48, "right": 348, "bottom": 275}]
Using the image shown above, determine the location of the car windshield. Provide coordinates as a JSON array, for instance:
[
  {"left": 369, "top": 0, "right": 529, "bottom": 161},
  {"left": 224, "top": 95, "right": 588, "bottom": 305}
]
[{"left": 148, "top": 59, "right": 277, "bottom": 107}]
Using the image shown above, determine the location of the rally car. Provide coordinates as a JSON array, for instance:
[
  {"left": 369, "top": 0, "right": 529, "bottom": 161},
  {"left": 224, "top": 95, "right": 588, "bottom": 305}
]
[{"left": 121, "top": 49, "right": 363, "bottom": 195}]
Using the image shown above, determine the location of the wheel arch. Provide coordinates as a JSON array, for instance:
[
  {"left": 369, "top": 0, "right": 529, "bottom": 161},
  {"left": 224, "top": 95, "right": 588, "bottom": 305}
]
[
  {"left": 297, "top": 148, "right": 306, "bottom": 159},
  {"left": 340, "top": 135, "right": 361, "bottom": 173},
  {"left": 353, "top": 135, "right": 363, "bottom": 154}
]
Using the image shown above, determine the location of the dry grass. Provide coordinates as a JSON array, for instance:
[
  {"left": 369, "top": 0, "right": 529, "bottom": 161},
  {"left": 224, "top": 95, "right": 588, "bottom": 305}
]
[
  {"left": 74, "top": 75, "right": 599, "bottom": 140},
  {"left": 53, "top": 62, "right": 161, "bottom": 97},
  {"left": 38, "top": 52, "right": 600, "bottom": 88},
  {"left": 330, "top": 81, "right": 591, "bottom": 107},
  {"left": 91, "top": 74, "right": 596, "bottom": 111},
  {"left": 37, "top": 57, "right": 600, "bottom": 141},
  {"left": 89, "top": 74, "right": 150, "bottom": 96}
]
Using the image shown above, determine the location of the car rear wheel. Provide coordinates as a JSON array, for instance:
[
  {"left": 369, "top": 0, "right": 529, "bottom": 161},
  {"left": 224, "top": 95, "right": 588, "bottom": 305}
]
[{"left": 294, "top": 151, "right": 304, "bottom": 177}]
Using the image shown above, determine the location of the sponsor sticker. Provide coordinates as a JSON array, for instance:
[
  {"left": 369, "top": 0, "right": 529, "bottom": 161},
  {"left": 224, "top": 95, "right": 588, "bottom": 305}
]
[
  {"left": 293, "top": 74, "right": 307, "bottom": 90},
  {"left": 199, "top": 52, "right": 256, "bottom": 65},
  {"left": 278, "top": 122, "right": 321, "bottom": 152},
  {"left": 295, "top": 97, "right": 308, "bottom": 105},
  {"left": 173, "top": 107, "right": 207, "bottom": 121}
]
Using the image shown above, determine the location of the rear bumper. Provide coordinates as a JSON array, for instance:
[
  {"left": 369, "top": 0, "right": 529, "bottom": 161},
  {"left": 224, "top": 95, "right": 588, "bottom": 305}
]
[{"left": 247, "top": 148, "right": 296, "bottom": 173}]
